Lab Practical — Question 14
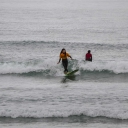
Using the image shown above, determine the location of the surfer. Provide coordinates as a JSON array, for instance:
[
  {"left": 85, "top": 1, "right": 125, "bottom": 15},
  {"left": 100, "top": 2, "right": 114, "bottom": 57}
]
[
  {"left": 57, "top": 48, "right": 73, "bottom": 73},
  {"left": 85, "top": 50, "right": 92, "bottom": 61}
]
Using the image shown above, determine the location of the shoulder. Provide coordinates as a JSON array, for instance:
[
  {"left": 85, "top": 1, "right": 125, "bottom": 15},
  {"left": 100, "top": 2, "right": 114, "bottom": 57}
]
[
  {"left": 66, "top": 53, "right": 70, "bottom": 56},
  {"left": 60, "top": 53, "right": 63, "bottom": 56}
]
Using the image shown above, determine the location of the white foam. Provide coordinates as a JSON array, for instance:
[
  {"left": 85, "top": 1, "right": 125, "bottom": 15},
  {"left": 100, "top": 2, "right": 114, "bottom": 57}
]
[
  {"left": 79, "top": 60, "right": 128, "bottom": 74},
  {"left": 0, "top": 59, "right": 128, "bottom": 75},
  {"left": 0, "top": 82, "right": 128, "bottom": 120},
  {"left": 0, "top": 58, "right": 62, "bottom": 75}
]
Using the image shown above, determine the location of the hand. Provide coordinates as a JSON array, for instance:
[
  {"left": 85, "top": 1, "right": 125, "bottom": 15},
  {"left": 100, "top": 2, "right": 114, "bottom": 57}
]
[{"left": 57, "top": 62, "right": 60, "bottom": 64}]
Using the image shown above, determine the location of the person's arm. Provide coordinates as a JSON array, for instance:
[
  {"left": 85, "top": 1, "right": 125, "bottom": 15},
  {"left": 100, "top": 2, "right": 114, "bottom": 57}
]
[
  {"left": 67, "top": 53, "right": 73, "bottom": 60},
  {"left": 90, "top": 54, "right": 92, "bottom": 61},
  {"left": 69, "top": 55, "right": 73, "bottom": 60},
  {"left": 57, "top": 58, "right": 61, "bottom": 64}
]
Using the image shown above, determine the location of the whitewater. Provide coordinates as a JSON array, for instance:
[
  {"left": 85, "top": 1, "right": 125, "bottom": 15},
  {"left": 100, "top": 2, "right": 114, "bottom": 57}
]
[{"left": 0, "top": 0, "right": 128, "bottom": 128}]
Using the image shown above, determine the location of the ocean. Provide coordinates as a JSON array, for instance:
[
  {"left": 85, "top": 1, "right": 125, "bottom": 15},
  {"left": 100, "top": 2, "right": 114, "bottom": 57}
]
[{"left": 0, "top": 0, "right": 128, "bottom": 128}]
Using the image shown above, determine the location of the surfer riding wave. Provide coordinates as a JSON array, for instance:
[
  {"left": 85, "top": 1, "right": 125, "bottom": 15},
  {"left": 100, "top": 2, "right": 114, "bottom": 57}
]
[{"left": 57, "top": 48, "right": 73, "bottom": 74}]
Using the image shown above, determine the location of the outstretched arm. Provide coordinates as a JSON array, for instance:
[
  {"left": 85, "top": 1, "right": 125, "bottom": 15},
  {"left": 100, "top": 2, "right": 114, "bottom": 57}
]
[
  {"left": 57, "top": 58, "right": 61, "bottom": 64},
  {"left": 69, "top": 55, "right": 73, "bottom": 60}
]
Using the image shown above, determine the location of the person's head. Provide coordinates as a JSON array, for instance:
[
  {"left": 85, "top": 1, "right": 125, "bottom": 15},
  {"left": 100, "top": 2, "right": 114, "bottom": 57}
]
[
  {"left": 61, "top": 48, "right": 66, "bottom": 54},
  {"left": 88, "top": 50, "right": 91, "bottom": 53}
]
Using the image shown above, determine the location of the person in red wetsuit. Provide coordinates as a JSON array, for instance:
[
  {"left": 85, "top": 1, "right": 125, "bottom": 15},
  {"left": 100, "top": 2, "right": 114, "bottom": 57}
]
[{"left": 85, "top": 50, "right": 92, "bottom": 61}]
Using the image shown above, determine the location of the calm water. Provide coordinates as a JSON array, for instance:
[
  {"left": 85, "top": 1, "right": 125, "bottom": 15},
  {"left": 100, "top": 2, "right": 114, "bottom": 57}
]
[{"left": 0, "top": 0, "right": 128, "bottom": 128}]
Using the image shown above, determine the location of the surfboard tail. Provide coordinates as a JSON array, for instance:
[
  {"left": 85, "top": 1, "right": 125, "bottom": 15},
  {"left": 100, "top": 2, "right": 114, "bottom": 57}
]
[{"left": 65, "top": 69, "right": 79, "bottom": 76}]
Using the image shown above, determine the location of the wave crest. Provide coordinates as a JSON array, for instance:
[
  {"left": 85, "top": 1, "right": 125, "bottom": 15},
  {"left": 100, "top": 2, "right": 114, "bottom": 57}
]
[{"left": 0, "top": 60, "right": 128, "bottom": 75}]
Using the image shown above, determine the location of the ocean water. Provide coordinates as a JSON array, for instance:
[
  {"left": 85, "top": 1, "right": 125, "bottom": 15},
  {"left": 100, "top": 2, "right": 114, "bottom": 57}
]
[{"left": 0, "top": 0, "right": 128, "bottom": 128}]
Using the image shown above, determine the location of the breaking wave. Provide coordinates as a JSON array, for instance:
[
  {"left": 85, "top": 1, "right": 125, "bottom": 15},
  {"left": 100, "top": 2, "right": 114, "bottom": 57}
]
[{"left": 0, "top": 59, "right": 128, "bottom": 76}]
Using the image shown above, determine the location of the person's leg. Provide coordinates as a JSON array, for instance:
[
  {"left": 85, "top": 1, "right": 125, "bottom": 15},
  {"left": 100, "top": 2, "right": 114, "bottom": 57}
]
[
  {"left": 88, "top": 59, "right": 92, "bottom": 61},
  {"left": 62, "top": 59, "right": 68, "bottom": 72},
  {"left": 65, "top": 59, "right": 68, "bottom": 72},
  {"left": 62, "top": 60, "right": 66, "bottom": 72}
]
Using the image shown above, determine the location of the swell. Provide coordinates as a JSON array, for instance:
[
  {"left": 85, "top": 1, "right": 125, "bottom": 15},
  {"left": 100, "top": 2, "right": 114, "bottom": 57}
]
[
  {"left": 5, "top": 69, "right": 128, "bottom": 76},
  {"left": 0, "top": 115, "right": 128, "bottom": 124},
  {"left": 1, "top": 41, "right": 128, "bottom": 47}
]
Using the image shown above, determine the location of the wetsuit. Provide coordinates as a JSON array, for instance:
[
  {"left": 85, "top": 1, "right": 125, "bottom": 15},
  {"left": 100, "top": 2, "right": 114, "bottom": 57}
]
[
  {"left": 60, "top": 53, "right": 70, "bottom": 72},
  {"left": 86, "top": 53, "right": 92, "bottom": 61}
]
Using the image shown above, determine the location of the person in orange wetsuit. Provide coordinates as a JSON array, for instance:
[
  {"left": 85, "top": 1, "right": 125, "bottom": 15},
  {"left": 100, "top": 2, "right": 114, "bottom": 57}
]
[
  {"left": 85, "top": 50, "right": 92, "bottom": 62},
  {"left": 57, "top": 48, "right": 73, "bottom": 73}
]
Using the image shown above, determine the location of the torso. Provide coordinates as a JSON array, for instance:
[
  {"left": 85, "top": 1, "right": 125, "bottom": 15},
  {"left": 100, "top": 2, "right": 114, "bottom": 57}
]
[{"left": 60, "top": 53, "right": 70, "bottom": 59}]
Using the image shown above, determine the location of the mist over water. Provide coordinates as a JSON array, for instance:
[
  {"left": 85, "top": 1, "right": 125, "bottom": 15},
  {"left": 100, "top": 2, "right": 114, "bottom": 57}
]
[{"left": 0, "top": 0, "right": 128, "bottom": 128}]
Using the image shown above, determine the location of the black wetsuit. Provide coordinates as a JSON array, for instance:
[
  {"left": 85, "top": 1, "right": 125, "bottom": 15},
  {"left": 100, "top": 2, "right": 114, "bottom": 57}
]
[{"left": 62, "top": 59, "right": 68, "bottom": 72}]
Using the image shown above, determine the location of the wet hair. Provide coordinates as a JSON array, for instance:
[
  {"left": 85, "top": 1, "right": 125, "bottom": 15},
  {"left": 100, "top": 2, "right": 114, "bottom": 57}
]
[
  {"left": 88, "top": 50, "right": 91, "bottom": 53},
  {"left": 60, "top": 48, "right": 66, "bottom": 56}
]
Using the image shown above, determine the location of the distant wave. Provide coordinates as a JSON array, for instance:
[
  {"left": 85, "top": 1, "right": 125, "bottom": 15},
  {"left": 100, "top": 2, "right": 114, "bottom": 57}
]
[
  {"left": 1, "top": 41, "right": 128, "bottom": 46},
  {"left": 0, "top": 113, "right": 128, "bottom": 121},
  {"left": 0, "top": 41, "right": 57, "bottom": 45}
]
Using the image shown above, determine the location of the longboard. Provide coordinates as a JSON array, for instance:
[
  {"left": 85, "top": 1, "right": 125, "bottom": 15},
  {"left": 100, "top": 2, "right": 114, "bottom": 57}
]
[{"left": 65, "top": 69, "right": 79, "bottom": 76}]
